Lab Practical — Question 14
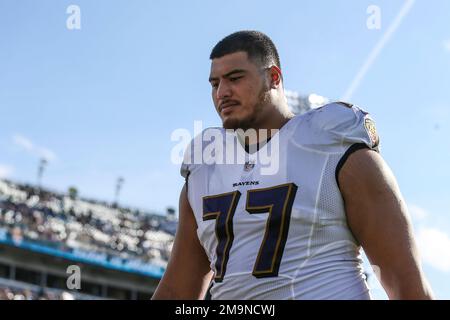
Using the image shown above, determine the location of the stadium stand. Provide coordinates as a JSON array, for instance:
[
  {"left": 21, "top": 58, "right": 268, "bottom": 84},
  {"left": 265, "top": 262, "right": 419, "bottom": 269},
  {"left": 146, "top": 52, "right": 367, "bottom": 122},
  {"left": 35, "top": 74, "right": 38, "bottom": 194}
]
[{"left": 0, "top": 179, "right": 176, "bottom": 300}]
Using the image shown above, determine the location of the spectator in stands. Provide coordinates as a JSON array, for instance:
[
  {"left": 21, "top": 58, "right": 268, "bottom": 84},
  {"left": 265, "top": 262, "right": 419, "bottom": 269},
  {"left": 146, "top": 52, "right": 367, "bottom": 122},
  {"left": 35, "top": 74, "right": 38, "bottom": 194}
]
[{"left": 0, "top": 179, "right": 175, "bottom": 268}]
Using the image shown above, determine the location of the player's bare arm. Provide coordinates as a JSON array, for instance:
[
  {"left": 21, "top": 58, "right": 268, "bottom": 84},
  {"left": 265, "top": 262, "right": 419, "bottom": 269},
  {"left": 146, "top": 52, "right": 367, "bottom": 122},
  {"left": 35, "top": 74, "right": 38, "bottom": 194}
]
[
  {"left": 152, "top": 184, "right": 213, "bottom": 299},
  {"left": 339, "top": 148, "right": 434, "bottom": 300}
]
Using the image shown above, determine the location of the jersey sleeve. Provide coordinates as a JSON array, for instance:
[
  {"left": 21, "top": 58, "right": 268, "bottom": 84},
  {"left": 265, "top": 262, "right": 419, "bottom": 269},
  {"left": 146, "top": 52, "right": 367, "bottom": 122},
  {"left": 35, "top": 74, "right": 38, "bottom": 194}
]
[
  {"left": 179, "top": 133, "right": 201, "bottom": 200},
  {"left": 311, "top": 102, "right": 381, "bottom": 189},
  {"left": 313, "top": 101, "right": 380, "bottom": 152},
  {"left": 179, "top": 127, "right": 225, "bottom": 181},
  {"left": 180, "top": 133, "right": 201, "bottom": 181},
  {"left": 180, "top": 127, "right": 226, "bottom": 204}
]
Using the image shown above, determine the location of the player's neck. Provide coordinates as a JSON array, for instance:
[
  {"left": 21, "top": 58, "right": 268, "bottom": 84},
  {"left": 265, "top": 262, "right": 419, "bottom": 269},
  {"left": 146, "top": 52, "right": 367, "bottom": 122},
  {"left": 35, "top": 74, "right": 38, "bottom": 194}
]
[
  {"left": 255, "top": 104, "right": 294, "bottom": 138},
  {"left": 237, "top": 108, "right": 294, "bottom": 152}
]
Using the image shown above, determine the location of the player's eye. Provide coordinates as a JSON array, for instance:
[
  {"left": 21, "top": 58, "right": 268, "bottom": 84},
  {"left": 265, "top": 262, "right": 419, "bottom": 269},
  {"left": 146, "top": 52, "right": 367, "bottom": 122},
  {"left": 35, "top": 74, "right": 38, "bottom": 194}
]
[
  {"left": 211, "top": 82, "right": 218, "bottom": 89},
  {"left": 229, "top": 76, "right": 243, "bottom": 82}
]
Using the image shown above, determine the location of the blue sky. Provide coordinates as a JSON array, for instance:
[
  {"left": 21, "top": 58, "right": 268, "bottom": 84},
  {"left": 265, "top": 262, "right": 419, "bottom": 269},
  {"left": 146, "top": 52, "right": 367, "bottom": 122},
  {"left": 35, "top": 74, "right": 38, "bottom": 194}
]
[{"left": 1, "top": 0, "right": 449, "bottom": 299}]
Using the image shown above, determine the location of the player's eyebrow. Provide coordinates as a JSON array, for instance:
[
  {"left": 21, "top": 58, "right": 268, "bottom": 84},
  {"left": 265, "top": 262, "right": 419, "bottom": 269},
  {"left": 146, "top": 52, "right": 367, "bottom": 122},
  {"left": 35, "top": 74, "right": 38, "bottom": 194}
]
[{"left": 209, "top": 69, "right": 247, "bottom": 82}]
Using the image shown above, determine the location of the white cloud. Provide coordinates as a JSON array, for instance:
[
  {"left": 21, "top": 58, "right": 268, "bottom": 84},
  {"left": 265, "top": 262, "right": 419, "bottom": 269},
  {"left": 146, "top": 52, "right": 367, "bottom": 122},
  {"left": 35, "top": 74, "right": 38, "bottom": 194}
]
[
  {"left": 444, "top": 39, "right": 450, "bottom": 53},
  {"left": 416, "top": 227, "right": 450, "bottom": 273},
  {"left": 12, "top": 134, "right": 57, "bottom": 162},
  {"left": 13, "top": 135, "right": 33, "bottom": 151},
  {"left": 0, "top": 165, "right": 14, "bottom": 178}
]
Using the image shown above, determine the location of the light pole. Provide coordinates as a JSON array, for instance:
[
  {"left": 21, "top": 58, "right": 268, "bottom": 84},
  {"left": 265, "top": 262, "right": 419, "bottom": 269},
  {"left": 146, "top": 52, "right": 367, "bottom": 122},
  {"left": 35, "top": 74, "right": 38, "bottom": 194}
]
[
  {"left": 114, "top": 177, "right": 124, "bottom": 207},
  {"left": 37, "top": 158, "right": 48, "bottom": 188}
]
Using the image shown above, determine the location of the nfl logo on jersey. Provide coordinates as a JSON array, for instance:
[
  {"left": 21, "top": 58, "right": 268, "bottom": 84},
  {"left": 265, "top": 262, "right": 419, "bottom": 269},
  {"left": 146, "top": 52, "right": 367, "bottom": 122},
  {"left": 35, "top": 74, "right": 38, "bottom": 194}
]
[{"left": 244, "top": 161, "right": 255, "bottom": 172}]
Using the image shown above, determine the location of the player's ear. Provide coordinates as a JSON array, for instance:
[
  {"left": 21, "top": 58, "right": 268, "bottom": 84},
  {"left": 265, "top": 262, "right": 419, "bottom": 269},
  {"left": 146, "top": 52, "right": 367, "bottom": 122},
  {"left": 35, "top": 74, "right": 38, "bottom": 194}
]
[{"left": 269, "top": 66, "right": 282, "bottom": 89}]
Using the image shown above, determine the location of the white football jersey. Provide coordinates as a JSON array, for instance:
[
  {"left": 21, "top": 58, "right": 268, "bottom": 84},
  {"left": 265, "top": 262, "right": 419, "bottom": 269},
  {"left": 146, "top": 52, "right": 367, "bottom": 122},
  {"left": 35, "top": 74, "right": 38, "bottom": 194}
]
[{"left": 180, "top": 102, "right": 380, "bottom": 300}]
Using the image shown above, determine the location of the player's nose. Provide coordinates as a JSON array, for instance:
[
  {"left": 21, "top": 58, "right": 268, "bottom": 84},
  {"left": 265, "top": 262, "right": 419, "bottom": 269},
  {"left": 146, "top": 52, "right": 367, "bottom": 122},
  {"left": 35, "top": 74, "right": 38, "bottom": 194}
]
[{"left": 216, "top": 81, "right": 232, "bottom": 100}]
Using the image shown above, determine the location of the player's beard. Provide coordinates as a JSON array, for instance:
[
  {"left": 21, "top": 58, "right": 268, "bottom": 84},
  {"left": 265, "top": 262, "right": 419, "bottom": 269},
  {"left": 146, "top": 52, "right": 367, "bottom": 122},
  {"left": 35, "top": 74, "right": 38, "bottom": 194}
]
[{"left": 222, "top": 85, "right": 271, "bottom": 131}]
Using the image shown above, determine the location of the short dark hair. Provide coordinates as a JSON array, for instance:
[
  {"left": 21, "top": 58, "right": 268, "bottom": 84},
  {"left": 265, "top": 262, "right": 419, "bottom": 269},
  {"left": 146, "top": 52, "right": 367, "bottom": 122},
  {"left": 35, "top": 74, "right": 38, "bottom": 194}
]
[{"left": 210, "top": 30, "right": 281, "bottom": 69}]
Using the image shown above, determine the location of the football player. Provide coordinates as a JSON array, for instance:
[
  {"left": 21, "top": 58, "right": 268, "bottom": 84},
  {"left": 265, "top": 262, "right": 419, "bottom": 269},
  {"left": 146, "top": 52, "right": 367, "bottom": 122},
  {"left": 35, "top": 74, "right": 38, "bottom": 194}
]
[{"left": 153, "top": 31, "right": 434, "bottom": 300}]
